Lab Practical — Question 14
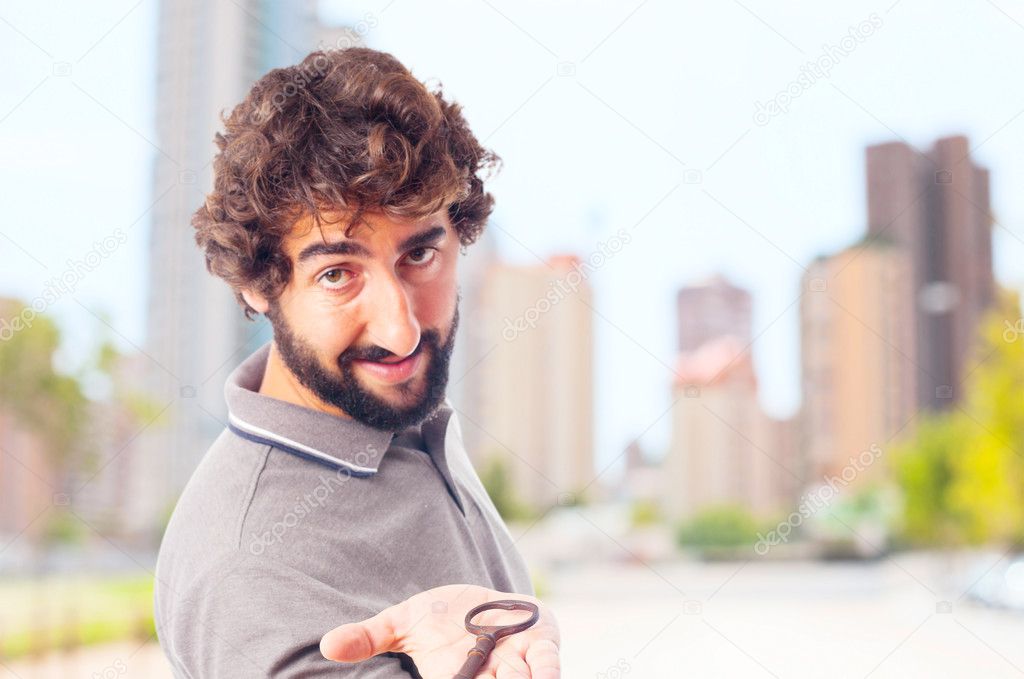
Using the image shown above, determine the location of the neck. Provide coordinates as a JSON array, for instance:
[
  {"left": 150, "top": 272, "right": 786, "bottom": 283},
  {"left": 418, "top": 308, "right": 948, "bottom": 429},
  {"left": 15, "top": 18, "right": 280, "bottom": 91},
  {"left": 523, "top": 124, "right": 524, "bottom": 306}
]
[{"left": 258, "top": 342, "right": 352, "bottom": 419}]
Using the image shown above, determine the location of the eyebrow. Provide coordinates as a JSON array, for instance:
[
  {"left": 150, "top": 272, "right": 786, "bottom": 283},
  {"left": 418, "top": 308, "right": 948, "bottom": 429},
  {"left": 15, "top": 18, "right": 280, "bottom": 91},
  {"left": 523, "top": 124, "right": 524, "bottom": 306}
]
[{"left": 296, "top": 225, "right": 447, "bottom": 265}]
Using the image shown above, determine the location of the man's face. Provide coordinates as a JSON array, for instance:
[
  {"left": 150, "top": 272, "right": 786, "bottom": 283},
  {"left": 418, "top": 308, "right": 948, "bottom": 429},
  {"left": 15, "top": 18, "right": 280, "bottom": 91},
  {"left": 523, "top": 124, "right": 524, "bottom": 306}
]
[{"left": 263, "top": 208, "right": 461, "bottom": 431}]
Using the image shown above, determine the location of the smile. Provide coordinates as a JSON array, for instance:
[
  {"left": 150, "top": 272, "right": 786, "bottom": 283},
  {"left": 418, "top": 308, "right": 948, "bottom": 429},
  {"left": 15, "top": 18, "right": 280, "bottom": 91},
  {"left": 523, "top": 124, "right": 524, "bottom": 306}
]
[{"left": 352, "top": 349, "right": 424, "bottom": 384}]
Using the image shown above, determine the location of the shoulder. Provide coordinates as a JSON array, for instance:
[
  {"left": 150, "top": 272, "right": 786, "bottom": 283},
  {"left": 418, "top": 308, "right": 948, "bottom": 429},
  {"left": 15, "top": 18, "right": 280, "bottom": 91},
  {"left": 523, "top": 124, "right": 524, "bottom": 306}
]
[
  {"left": 158, "top": 430, "right": 272, "bottom": 560},
  {"left": 155, "top": 549, "right": 405, "bottom": 677},
  {"left": 154, "top": 432, "right": 273, "bottom": 639}
]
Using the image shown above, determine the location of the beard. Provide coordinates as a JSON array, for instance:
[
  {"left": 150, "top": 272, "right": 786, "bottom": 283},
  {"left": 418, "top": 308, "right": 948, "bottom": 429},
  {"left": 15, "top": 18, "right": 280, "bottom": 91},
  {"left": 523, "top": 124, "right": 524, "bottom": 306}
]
[{"left": 265, "top": 291, "right": 460, "bottom": 432}]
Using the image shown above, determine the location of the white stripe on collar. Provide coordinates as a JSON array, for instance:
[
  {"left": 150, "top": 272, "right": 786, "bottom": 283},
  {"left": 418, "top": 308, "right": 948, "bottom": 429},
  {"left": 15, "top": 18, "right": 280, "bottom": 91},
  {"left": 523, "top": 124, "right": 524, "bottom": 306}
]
[{"left": 227, "top": 412, "right": 379, "bottom": 475}]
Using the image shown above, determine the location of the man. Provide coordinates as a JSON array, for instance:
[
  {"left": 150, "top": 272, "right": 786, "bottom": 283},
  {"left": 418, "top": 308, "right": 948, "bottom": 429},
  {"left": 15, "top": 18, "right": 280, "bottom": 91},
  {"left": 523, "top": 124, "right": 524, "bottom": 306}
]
[{"left": 154, "top": 46, "right": 561, "bottom": 678}]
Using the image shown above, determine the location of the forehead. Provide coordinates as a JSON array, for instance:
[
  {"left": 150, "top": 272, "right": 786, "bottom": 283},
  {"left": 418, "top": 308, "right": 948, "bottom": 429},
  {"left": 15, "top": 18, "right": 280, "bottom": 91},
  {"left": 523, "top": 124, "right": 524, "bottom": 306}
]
[{"left": 284, "top": 208, "right": 453, "bottom": 259}]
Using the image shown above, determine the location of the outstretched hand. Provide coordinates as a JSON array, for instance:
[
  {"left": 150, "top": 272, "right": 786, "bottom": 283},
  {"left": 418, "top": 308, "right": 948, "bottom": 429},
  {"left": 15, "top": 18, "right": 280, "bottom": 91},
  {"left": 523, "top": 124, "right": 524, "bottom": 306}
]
[{"left": 320, "top": 584, "right": 560, "bottom": 679}]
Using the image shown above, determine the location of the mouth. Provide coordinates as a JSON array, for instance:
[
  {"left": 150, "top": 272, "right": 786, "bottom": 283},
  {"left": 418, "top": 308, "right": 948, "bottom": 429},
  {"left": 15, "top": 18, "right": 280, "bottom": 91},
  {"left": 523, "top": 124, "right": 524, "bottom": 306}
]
[{"left": 352, "top": 348, "right": 424, "bottom": 384}]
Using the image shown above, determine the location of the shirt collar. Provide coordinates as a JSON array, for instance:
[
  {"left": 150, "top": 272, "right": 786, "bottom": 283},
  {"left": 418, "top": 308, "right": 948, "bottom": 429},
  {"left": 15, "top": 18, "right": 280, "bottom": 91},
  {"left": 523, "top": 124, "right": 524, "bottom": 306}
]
[{"left": 224, "top": 341, "right": 442, "bottom": 477}]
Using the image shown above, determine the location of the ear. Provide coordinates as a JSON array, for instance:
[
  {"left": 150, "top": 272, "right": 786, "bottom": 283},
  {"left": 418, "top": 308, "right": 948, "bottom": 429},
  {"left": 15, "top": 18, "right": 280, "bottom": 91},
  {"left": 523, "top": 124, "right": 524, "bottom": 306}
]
[{"left": 241, "top": 288, "right": 270, "bottom": 315}]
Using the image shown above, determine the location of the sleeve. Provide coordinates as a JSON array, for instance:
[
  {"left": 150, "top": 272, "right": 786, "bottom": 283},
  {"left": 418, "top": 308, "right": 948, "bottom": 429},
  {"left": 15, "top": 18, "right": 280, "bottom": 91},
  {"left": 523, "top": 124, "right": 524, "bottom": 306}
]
[{"left": 158, "top": 551, "right": 420, "bottom": 678}]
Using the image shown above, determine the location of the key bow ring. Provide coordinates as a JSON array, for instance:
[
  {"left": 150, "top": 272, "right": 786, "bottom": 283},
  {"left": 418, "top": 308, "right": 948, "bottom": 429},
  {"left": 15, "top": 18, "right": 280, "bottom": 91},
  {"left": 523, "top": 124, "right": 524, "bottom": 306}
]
[{"left": 452, "top": 599, "right": 540, "bottom": 679}]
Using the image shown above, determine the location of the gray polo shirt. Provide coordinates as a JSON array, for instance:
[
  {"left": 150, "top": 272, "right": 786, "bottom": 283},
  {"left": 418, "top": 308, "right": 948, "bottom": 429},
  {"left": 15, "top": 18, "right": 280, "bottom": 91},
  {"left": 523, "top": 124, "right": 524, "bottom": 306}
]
[{"left": 154, "top": 341, "right": 534, "bottom": 678}]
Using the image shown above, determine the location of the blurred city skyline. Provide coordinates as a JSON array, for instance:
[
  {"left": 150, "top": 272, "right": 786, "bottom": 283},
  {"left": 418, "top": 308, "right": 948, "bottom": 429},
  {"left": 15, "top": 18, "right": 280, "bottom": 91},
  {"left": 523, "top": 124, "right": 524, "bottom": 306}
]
[
  {"left": 3, "top": 3, "right": 1024, "bottom": 674},
  {"left": 2, "top": 0, "right": 1023, "bottom": 477}
]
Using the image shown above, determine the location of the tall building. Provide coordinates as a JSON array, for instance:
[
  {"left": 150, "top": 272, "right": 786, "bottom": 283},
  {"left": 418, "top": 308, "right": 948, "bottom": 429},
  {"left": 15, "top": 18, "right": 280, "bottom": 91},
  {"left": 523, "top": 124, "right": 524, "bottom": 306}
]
[
  {"left": 865, "top": 134, "right": 995, "bottom": 410},
  {"left": 472, "top": 255, "right": 595, "bottom": 511},
  {"left": 134, "top": 1, "right": 336, "bottom": 537},
  {"left": 0, "top": 410, "right": 53, "bottom": 548},
  {"left": 663, "top": 277, "right": 796, "bottom": 521},
  {"left": 662, "top": 335, "right": 795, "bottom": 521},
  {"left": 799, "top": 243, "right": 917, "bottom": 483},
  {"left": 676, "top": 274, "right": 753, "bottom": 353},
  {"left": 447, "top": 224, "right": 500, "bottom": 462}
]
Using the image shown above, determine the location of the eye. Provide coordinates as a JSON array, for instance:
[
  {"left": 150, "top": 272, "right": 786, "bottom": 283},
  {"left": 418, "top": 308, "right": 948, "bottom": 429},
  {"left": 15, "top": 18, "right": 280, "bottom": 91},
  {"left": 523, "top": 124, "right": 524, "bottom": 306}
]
[
  {"left": 405, "top": 247, "right": 438, "bottom": 266},
  {"left": 318, "top": 268, "right": 352, "bottom": 290}
]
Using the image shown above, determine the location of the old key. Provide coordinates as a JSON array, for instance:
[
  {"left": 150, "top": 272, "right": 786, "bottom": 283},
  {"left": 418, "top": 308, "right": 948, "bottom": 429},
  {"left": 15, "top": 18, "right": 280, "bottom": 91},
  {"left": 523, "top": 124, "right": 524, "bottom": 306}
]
[{"left": 452, "top": 599, "right": 540, "bottom": 679}]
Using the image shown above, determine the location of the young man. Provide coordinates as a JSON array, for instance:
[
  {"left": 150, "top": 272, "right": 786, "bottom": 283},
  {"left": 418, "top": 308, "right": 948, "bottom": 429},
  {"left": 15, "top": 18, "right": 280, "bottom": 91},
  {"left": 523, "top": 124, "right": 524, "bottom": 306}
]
[{"left": 154, "top": 47, "right": 560, "bottom": 678}]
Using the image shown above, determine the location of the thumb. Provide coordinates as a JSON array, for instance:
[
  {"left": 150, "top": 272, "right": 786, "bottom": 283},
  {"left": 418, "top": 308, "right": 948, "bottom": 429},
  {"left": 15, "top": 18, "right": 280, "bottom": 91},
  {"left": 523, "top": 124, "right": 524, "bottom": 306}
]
[{"left": 320, "top": 607, "right": 402, "bottom": 663}]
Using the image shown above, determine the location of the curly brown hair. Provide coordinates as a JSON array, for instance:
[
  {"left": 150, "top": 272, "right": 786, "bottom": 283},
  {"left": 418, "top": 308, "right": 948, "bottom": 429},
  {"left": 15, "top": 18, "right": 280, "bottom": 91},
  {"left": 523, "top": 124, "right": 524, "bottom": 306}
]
[{"left": 192, "top": 47, "right": 501, "bottom": 320}]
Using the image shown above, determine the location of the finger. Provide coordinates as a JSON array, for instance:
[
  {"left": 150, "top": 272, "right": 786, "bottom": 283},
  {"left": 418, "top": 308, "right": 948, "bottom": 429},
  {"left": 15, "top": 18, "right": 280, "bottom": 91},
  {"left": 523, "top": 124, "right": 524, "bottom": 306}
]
[
  {"left": 320, "top": 608, "right": 401, "bottom": 662},
  {"left": 491, "top": 647, "right": 531, "bottom": 679},
  {"left": 524, "top": 638, "right": 560, "bottom": 679}
]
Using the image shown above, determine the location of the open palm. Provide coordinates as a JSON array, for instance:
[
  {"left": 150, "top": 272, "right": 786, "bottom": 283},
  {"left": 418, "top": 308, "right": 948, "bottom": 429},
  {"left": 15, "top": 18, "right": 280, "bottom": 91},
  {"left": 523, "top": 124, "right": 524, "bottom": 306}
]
[{"left": 320, "top": 584, "right": 561, "bottom": 679}]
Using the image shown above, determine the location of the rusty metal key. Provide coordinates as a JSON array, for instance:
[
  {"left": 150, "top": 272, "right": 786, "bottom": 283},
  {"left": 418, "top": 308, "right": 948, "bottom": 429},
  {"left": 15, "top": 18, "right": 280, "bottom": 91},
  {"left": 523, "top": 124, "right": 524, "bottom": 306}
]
[{"left": 452, "top": 599, "right": 540, "bottom": 679}]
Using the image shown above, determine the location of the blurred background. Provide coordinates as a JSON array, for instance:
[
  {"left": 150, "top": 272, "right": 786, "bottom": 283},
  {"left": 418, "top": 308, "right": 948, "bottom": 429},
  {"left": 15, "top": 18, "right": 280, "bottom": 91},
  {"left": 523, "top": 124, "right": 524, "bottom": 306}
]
[{"left": 2, "top": 0, "right": 1024, "bottom": 676}]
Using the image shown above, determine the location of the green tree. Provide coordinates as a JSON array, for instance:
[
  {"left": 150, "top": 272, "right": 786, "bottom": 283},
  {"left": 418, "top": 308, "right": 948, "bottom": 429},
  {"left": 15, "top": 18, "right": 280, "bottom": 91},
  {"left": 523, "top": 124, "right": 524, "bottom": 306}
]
[
  {"left": 945, "top": 292, "right": 1024, "bottom": 544},
  {"left": 0, "top": 301, "right": 161, "bottom": 547},
  {"left": 893, "top": 289, "right": 1024, "bottom": 546},
  {"left": 0, "top": 300, "right": 89, "bottom": 475},
  {"left": 890, "top": 414, "right": 968, "bottom": 545},
  {"left": 478, "top": 453, "right": 534, "bottom": 522},
  {"left": 675, "top": 504, "right": 761, "bottom": 549}
]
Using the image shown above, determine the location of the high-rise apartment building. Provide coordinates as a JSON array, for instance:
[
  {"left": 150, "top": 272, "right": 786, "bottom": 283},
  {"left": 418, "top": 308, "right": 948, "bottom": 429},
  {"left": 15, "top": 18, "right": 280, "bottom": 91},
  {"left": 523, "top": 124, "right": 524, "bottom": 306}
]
[
  {"left": 134, "top": 1, "right": 332, "bottom": 536},
  {"left": 663, "top": 335, "right": 796, "bottom": 520},
  {"left": 865, "top": 135, "right": 994, "bottom": 410},
  {"left": 676, "top": 274, "right": 753, "bottom": 353},
  {"left": 473, "top": 255, "right": 595, "bottom": 511},
  {"left": 799, "top": 243, "right": 916, "bottom": 483}
]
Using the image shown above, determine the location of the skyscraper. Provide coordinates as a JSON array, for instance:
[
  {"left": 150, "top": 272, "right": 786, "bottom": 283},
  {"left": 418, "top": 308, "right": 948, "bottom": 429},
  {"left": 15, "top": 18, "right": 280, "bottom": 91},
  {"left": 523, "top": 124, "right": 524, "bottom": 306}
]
[
  {"left": 663, "top": 335, "right": 795, "bottom": 520},
  {"left": 676, "top": 274, "right": 753, "bottom": 353},
  {"left": 865, "top": 135, "right": 994, "bottom": 410},
  {"left": 132, "top": 1, "right": 333, "bottom": 537},
  {"left": 799, "top": 243, "right": 916, "bottom": 483},
  {"left": 473, "top": 254, "right": 595, "bottom": 511},
  {"left": 447, "top": 223, "right": 500, "bottom": 464},
  {"left": 665, "top": 276, "right": 796, "bottom": 521}
]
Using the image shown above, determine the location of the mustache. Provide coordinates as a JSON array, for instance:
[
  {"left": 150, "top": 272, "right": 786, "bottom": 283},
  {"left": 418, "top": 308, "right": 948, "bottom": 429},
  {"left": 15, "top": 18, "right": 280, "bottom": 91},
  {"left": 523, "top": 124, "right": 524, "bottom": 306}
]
[{"left": 341, "top": 329, "right": 440, "bottom": 364}]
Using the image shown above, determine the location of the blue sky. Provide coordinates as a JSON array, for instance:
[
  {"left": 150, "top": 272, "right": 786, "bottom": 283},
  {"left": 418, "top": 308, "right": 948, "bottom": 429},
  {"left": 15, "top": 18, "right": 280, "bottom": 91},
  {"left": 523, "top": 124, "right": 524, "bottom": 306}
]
[{"left": 2, "top": 0, "right": 1022, "bottom": 469}]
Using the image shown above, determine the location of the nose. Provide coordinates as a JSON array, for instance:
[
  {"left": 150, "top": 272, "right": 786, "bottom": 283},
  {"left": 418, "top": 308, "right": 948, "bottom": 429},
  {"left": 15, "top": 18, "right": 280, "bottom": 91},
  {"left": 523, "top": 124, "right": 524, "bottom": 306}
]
[{"left": 363, "top": 267, "right": 421, "bottom": 359}]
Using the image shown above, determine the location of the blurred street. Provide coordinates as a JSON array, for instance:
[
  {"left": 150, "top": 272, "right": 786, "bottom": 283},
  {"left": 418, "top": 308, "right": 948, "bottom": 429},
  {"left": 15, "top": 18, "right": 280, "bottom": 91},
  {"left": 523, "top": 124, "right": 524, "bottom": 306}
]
[{"left": 548, "top": 551, "right": 1024, "bottom": 678}]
